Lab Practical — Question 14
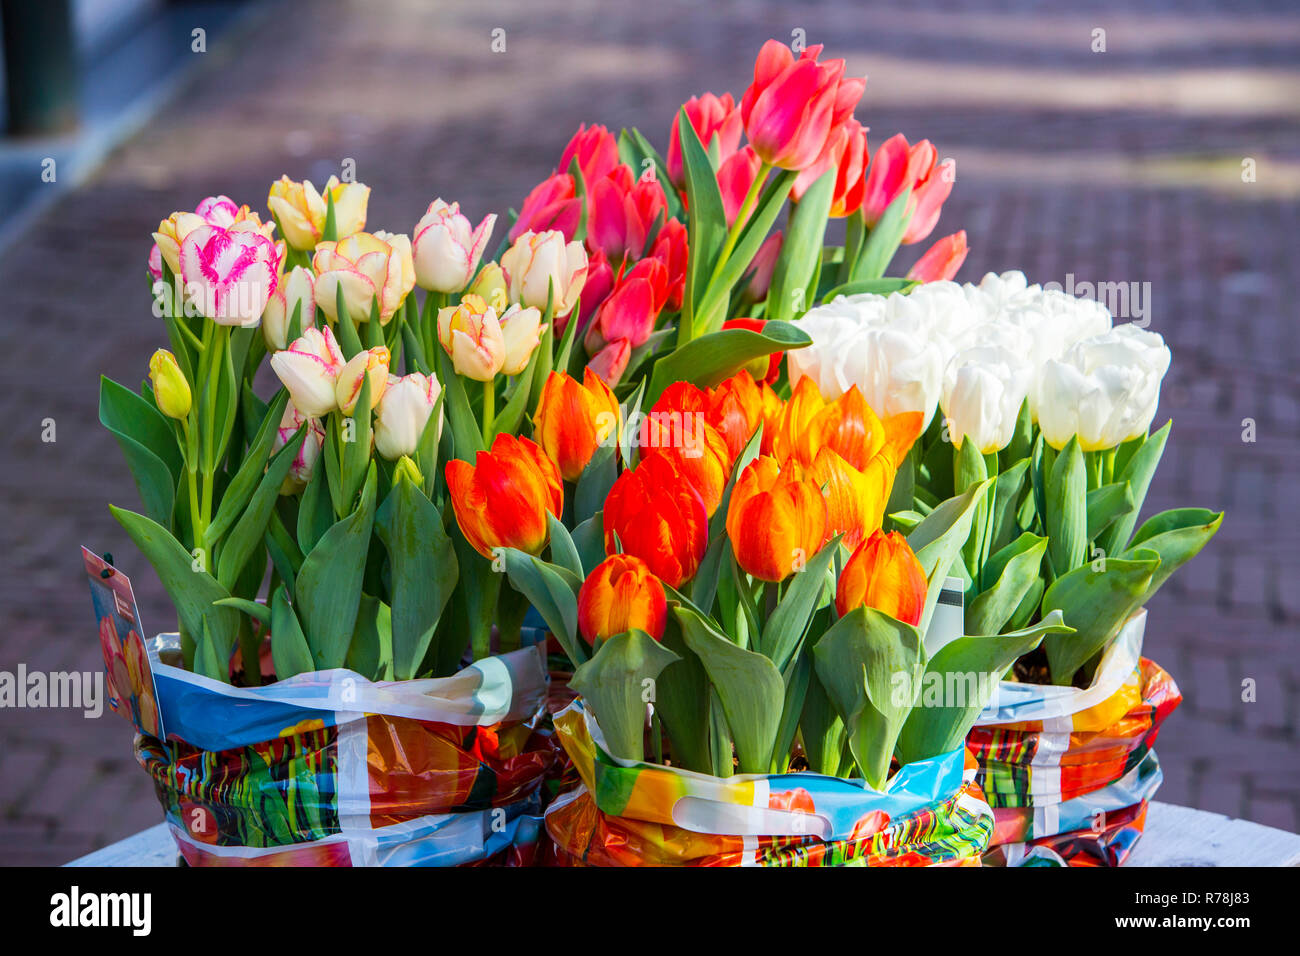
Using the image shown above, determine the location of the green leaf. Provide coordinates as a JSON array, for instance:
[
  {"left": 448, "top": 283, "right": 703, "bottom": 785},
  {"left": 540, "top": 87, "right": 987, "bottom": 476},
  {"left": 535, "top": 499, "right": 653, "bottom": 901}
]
[
  {"left": 906, "top": 479, "right": 993, "bottom": 637},
  {"left": 205, "top": 389, "right": 289, "bottom": 550},
  {"left": 1042, "top": 550, "right": 1161, "bottom": 684},
  {"left": 501, "top": 549, "right": 587, "bottom": 667},
  {"left": 1099, "top": 422, "right": 1171, "bottom": 553},
  {"left": 216, "top": 427, "right": 304, "bottom": 592},
  {"left": 818, "top": 277, "right": 917, "bottom": 305},
  {"left": 569, "top": 630, "right": 679, "bottom": 763},
  {"left": 269, "top": 585, "right": 315, "bottom": 680},
  {"left": 111, "top": 505, "right": 240, "bottom": 678},
  {"left": 434, "top": 342, "right": 486, "bottom": 460},
  {"left": 571, "top": 512, "right": 606, "bottom": 576},
  {"left": 988, "top": 457, "right": 1030, "bottom": 555},
  {"left": 574, "top": 438, "right": 618, "bottom": 523},
  {"left": 342, "top": 373, "right": 372, "bottom": 507},
  {"left": 799, "top": 667, "right": 845, "bottom": 776},
  {"left": 294, "top": 465, "right": 378, "bottom": 670},
  {"left": 767, "top": 169, "right": 835, "bottom": 321},
  {"left": 646, "top": 321, "right": 810, "bottom": 408},
  {"left": 676, "top": 107, "right": 728, "bottom": 338},
  {"left": 490, "top": 349, "right": 539, "bottom": 442},
  {"left": 296, "top": 456, "right": 334, "bottom": 555},
  {"left": 896, "top": 611, "right": 1073, "bottom": 763},
  {"left": 1125, "top": 508, "right": 1223, "bottom": 604},
  {"left": 653, "top": 613, "right": 714, "bottom": 773},
  {"left": 760, "top": 536, "right": 838, "bottom": 672},
  {"left": 213, "top": 596, "right": 272, "bottom": 627},
  {"left": 1046, "top": 436, "right": 1087, "bottom": 576},
  {"left": 966, "top": 533, "right": 1048, "bottom": 636},
  {"left": 1086, "top": 481, "right": 1135, "bottom": 543},
  {"left": 99, "top": 377, "right": 180, "bottom": 529},
  {"left": 346, "top": 593, "right": 393, "bottom": 681},
  {"left": 376, "top": 471, "right": 458, "bottom": 680},
  {"left": 853, "top": 188, "right": 912, "bottom": 281},
  {"left": 673, "top": 604, "right": 785, "bottom": 774},
  {"left": 546, "top": 512, "right": 583, "bottom": 580},
  {"left": 812, "top": 606, "right": 925, "bottom": 789},
  {"left": 772, "top": 649, "right": 812, "bottom": 773}
]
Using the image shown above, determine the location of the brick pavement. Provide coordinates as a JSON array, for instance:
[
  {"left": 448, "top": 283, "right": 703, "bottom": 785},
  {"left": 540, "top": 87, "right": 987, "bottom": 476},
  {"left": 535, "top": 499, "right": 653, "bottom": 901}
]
[{"left": 1, "top": 0, "right": 1296, "bottom": 863}]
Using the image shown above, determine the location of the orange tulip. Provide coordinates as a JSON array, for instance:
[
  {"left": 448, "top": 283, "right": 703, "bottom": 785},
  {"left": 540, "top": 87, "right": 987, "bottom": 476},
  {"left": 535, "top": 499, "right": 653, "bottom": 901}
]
[
  {"left": 777, "top": 377, "right": 921, "bottom": 471},
  {"left": 578, "top": 554, "right": 668, "bottom": 645},
  {"left": 907, "top": 230, "right": 968, "bottom": 283},
  {"left": 445, "top": 434, "right": 563, "bottom": 558},
  {"left": 757, "top": 382, "right": 784, "bottom": 457},
  {"left": 707, "top": 369, "right": 763, "bottom": 461},
  {"left": 533, "top": 369, "right": 621, "bottom": 482},
  {"left": 835, "top": 530, "right": 928, "bottom": 625},
  {"left": 640, "top": 381, "right": 734, "bottom": 515},
  {"left": 726, "top": 457, "right": 828, "bottom": 582},
  {"left": 604, "top": 453, "right": 709, "bottom": 588},
  {"left": 809, "top": 447, "right": 893, "bottom": 550}
]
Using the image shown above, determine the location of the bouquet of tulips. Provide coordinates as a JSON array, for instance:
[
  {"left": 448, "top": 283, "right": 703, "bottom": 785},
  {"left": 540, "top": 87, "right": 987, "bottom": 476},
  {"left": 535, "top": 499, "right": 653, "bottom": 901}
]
[{"left": 792, "top": 273, "right": 1223, "bottom": 687}]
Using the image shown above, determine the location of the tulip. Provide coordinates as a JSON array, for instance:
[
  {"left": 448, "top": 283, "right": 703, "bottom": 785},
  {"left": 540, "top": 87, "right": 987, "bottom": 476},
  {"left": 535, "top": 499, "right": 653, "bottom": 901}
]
[
  {"left": 860, "top": 133, "right": 913, "bottom": 226},
  {"left": 726, "top": 456, "right": 828, "bottom": 582},
  {"left": 835, "top": 530, "right": 927, "bottom": 625},
  {"left": 270, "top": 326, "right": 346, "bottom": 417},
  {"left": 578, "top": 554, "right": 668, "bottom": 645},
  {"left": 1035, "top": 325, "right": 1171, "bottom": 451},
  {"left": 757, "top": 381, "right": 785, "bottom": 456},
  {"left": 153, "top": 211, "right": 205, "bottom": 278},
  {"left": 262, "top": 265, "right": 316, "bottom": 350},
  {"left": 147, "top": 243, "right": 163, "bottom": 282},
  {"left": 335, "top": 346, "right": 391, "bottom": 416},
  {"left": 153, "top": 196, "right": 276, "bottom": 280},
  {"left": 587, "top": 166, "right": 666, "bottom": 264},
  {"left": 313, "top": 231, "right": 414, "bottom": 326},
  {"left": 572, "top": 249, "right": 614, "bottom": 336},
  {"left": 809, "top": 447, "right": 892, "bottom": 550},
  {"left": 411, "top": 199, "right": 496, "bottom": 294},
  {"left": 603, "top": 453, "right": 709, "bottom": 588},
  {"left": 467, "top": 262, "right": 510, "bottom": 312},
  {"left": 586, "top": 257, "right": 667, "bottom": 353},
  {"left": 861, "top": 134, "right": 954, "bottom": 244},
  {"left": 901, "top": 145, "right": 955, "bottom": 245},
  {"left": 510, "top": 172, "right": 582, "bottom": 242},
  {"left": 374, "top": 372, "right": 443, "bottom": 461},
  {"left": 940, "top": 345, "right": 1035, "bottom": 454},
  {"left": 445, "top": 434, "right": 563, "bottom": 558},
  {"left": 641, "top": 384, "right": 733, "bottom": 516},
  {"left": 179, "top": 224, "right": 281, "bottom": 327},
  {"left": 274, "top": 402, "right": 327, "bottom": 493},
  {"left": 148, "top": 350, "right": 191, "bottom": 420},
  {"left": 823, "top": 120, "right": 868, "bottom": 217},
  {"left": 706, "top": 369, "right": 762, "bottom": 460},
  {"left": 267, "top": 175, "right": 370, "bottom": 251},
  {"left": 587, "top": 338, "right": 631, "bottom": 387},
  {"left": 498, "top": 303, "right": 547, "bottom": 376},
  {"left": 740, "top": 40, "right": 864, "bottom": 171},
  {"left": 908, "top": 230, "right": 968, "bottom": 284},
  {"left": 717, "top": 146, "right": 764, "bottom": 227},
  {"left": 436, "top": 294, "right": 506, "bottom": 381},
  {"left": 533, "top": 369, "right": 620, "bottom": 482},
  {"left": 558, "top": 124, "right": 621, "bottom": 187},
  {"left": 667, "top": 92, "right": 743, "bottom": 188},
  {"left": 500, "top": 230, "right": 588, "bottom": 319},
  {"left": 649, "top": 217, "right": 688, "bottom": 311},
  {"left": 722, "top": 316, "right": 782, "bottom": 383}
]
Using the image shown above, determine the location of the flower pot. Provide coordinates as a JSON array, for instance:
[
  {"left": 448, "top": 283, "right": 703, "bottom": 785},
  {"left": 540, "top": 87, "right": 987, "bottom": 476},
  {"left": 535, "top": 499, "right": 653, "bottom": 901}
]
[
  {"left": 966, "top": 610, "right": 1182, "bottom": 866},
  {"left": 544, "top": 700, "right": 993, "bottom": 867},
  {"left": 133, "top": 634, "right": 560, "bottom": 866}
]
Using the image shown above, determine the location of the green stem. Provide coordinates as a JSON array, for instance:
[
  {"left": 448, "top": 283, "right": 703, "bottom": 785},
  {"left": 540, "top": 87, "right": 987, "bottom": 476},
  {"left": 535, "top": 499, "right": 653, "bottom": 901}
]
[
  {"left": 482, "top": 378, "right": 495, "bottom": 444},
  {"left": 1102, "top": 446, "right": 1117, "bottom": 485}
]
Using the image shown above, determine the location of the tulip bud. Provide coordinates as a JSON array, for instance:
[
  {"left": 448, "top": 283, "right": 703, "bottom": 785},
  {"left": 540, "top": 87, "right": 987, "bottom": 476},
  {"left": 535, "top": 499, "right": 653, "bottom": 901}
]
[
  {"left": 274, "top": 402, "right": 326, "bottom": 494},
  {"left": 270, "top": 326, "right": 346, "bottom": 417},
  {"left": 498, "top": 304, "right": 547, "bottom": 376},
  {"left": 467, "top": 262, "right": 509, "bottom": 313},
  {"left": 500, "top": 230, "right": 588, "bottom": 319},
  {"left": 437, "top": 294, "right": 506, "bottom": 381},
  {"left": 725, "top": 456, "right": 828, "bottom": 582},
  {"left": 835, "top": 529, "right": 927, "bottom": 625},
  {"left": 335, "top": 346, "right": 391, "bottom": 416},
  {"left": 148, "top": 350, "right": 191, "bottom": 420},
  {"left": 393, "top": 455, "right": 424, "bottom": 488},
  {"left": 374, "top": 372, "right": 442, "bottom": 461},
  {"left": 262, "top": 265, "right": 316, "bottom": 351},
  {"left": 578, "top": 555, "right": 668, "bottom": 645}
]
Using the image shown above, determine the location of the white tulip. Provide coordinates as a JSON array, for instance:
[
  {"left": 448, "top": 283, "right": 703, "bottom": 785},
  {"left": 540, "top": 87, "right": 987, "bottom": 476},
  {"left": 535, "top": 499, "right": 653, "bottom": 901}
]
[
  {"left": 374, "top": 373, "right": 443, "bottom": 461},
  {"left": 269, "top": 326, "right": 345, "bottom": 417},
  {"left": 940, "top": 345, "right": 1035, "bottom": 454},
  {"left": 1035, "top": 325, "right": 1171, "bottom": 451}
]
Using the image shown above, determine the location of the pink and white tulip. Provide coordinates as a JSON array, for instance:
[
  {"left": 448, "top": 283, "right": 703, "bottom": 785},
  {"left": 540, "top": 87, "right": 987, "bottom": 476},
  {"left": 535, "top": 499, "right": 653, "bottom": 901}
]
[
  {"left": 275, "top": 402, "right": 327, "bottom": 494},
  {"left": 313, "top": 230, "right": 414, "bottom": 326},
  {"left": 412, "top": 199, "right": 496, "bottom": 293},
  {"left": 437, "top": 294, "right": 506, "bottom": 381},
  {"left": 179, "top": 224, "right": 281, "bottom": 327},
  {"left": 270, "top": 326, "right": 346, "bottom": 417},
  {"left": 500, "top": 230, "right": 588, "bottom": 319},
  {"left": 262, "top": 265, "right": 316, "bottom": 350},
  {"left": 335, "top": 346, "right": 391, "bottom": 416}
]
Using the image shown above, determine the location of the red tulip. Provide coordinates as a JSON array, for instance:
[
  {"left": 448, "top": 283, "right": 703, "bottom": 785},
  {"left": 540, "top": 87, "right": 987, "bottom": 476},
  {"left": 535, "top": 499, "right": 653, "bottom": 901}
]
[
  {"left": 861, "top": 134, "right": 955, "bottom": 244},
  {"left": 445, "top": 434, "right": 564, "bottom": 558},
  {"left": 649, "top": 217, "right": 688, "bottom": 311},
  {"left": 667, "top": 92, "right": 743, "bottom": 188},
  {"left": 533, "top": 369, "right": 621, "bottom": 482},
  {"left": 586, "top": 257, "right": 668, "bottom": 353},
  {"left": 511, "top": 172, "right": 581, "bottom": 241},
  {"left": 908, "top": 230, "right": 968, "bottom": 283},
  {"left": 901, "top": 144, "right": 955, "bottom": 245},
  {"left": 706, "top": 369, "right": 763, "bottom": 460},
  {"left": 642, "top": 381, "right": 733, "bottom": 515},
  {"left": 604, "top": 453, "right": 709, "bottom": 588},
  {"left": 558, "top": 124, "right": 621, "bottom": 186},
  {"left": 578, "top": 554, "right": 668, "bottom": 644},
  {"left": 587, "top": 165, "right": 666, "bottom": 264},
  {"left": 835, "top": 530, "right": 927, "bottom": 626},
  {"left": 740, "top": 40, "right": 864, "bottom": 172},
  {"left": 571, "top": 248, "right": 614, "bottom": 336}
]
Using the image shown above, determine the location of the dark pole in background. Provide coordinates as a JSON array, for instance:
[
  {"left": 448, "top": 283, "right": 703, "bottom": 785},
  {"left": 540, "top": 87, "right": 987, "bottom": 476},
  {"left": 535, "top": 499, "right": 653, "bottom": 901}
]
[{"left": 2, "top": 0, "right": 79, "bottom": 135}]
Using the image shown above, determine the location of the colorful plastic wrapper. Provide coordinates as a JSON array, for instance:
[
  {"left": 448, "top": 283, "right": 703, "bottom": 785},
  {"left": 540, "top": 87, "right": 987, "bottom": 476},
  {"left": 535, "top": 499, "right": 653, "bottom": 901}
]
[
  {"left": 544, "top": 700, "right": 994, "bottom": 867},
  {"left": 966, "top": 610, "right": 1182, "bottom": 866},
  {"left": 135, "top": 633, "right": 559, "bottom": 866}
]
